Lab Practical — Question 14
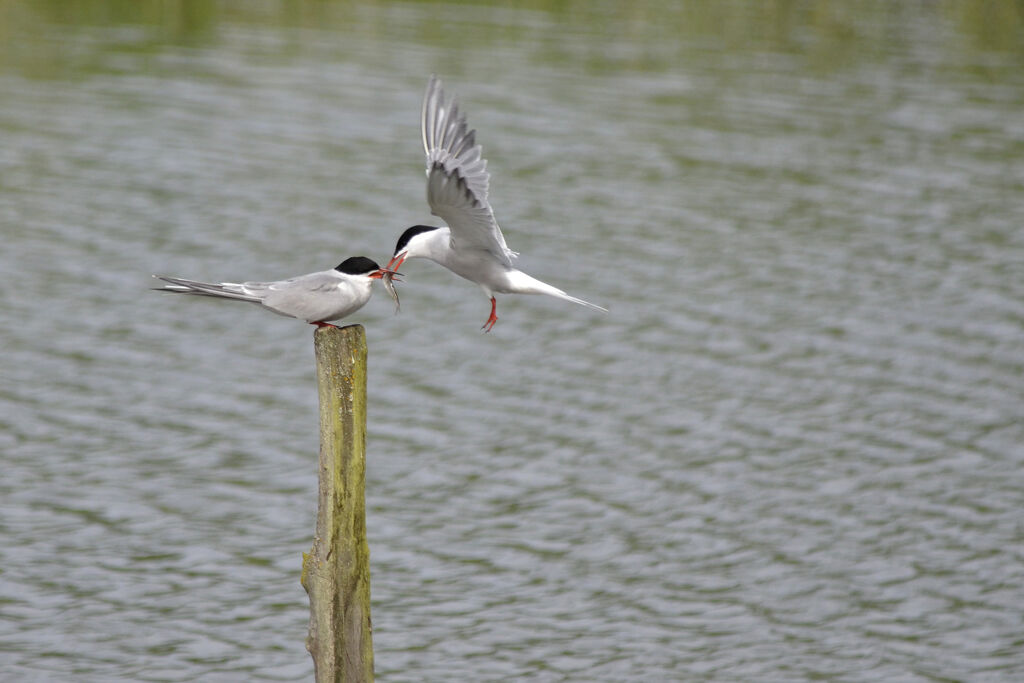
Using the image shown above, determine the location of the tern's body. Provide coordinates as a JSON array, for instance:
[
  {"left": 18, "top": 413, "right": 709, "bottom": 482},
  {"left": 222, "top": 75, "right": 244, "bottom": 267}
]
[
  {"left": 388, "top": 76, "right": 605, "bottom": 331},
  {"left": 154, "top": 256, "right": 395, "bottom": 326},
  {"left": 396, "top": 224, "right": 595, "bottom": 300}
]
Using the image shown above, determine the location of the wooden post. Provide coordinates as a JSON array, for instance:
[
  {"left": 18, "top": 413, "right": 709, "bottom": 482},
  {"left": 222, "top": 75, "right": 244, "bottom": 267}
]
[{"left": 301, "top": 324, "right": 374, "bottom": 682}]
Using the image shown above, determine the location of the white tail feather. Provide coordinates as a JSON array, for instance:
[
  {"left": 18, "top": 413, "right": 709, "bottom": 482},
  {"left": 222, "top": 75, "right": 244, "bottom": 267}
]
[
  {"left": 505, "top": 271, "right": 607, "bottom": 312},
  {"left": 555, "top": 292, "right": 608, "bottom": 312}
]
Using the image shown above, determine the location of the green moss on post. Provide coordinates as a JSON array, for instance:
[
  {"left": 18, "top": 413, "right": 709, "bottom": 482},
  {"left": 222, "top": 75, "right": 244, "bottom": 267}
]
[{"left": 301, "top": 324, "right": 374, "bottom": 682}]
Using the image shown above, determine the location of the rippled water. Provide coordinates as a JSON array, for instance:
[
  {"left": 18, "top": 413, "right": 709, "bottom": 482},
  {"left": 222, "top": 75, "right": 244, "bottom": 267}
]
[{"left": 2, "top": 2, "right": 1023, "bottom": 680}]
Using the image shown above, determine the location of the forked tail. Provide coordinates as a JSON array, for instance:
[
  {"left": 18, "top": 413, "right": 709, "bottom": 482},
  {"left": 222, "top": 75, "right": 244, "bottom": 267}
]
[
  {"left": 152, "top": 276, "right": 261, "bottom": 303},
  {"left": 506, "top": 271, "right": 607, "bottom": 312},
  {"left": 555, "top": 291, "right": 607, "bottom": 312}
]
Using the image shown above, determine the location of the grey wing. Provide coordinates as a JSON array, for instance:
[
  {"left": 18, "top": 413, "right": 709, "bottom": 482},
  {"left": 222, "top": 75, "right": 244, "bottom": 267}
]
[
  {"left": 422, "top": 75, "right": 517, "bottom": 267},
  {"left": 153, "top": 276, "right": 264, "bottom": 303},
  {"left": 258, "top": 271, "right": 348, "bottom": 322}
]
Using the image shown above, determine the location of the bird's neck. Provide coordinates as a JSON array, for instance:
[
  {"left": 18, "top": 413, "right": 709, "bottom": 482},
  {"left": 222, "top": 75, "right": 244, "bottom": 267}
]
[{"left": 410, "top": 227, "right": 453, "bottom": 265}]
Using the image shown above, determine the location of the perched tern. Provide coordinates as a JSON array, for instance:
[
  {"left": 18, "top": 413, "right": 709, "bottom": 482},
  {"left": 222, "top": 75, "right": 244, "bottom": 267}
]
[
  {"left": 153, "top": 256, "right": 399, "bottom": 327},
  {"left": 386, "top": 75, "right": 607, "bottom": 332}
]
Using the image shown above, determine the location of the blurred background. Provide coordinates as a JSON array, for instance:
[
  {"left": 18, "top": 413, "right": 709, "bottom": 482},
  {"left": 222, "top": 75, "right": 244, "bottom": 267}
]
[{"left": 2, "top": 1, "right": 1023, "bottom": 680}]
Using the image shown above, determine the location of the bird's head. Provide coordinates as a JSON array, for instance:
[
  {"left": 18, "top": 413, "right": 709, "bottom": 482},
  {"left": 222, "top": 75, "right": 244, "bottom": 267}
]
[
  {"left": 386, "top": 225, "right": 443, "bottom": 271},
  {"left": 335, "top": 256, "right": 391, "bottom": 279},
  {"left": 336, "top": 256, "right": 401, "bottom": 308}
]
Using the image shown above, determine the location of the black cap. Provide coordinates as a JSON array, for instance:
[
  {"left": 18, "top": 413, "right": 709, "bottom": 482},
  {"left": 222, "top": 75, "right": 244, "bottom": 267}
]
[
  {"left": 394, "top": 225, "right": 441, "bottom": 255},
  {"left": 335, "top": 256, "right": 381, "bottom": 275}
]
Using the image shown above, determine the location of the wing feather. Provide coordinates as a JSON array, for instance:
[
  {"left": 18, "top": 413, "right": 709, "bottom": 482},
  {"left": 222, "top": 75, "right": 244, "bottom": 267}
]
[
  {"left": 422, "top": 75, "right": 517, "bottom": 266},
  {"left": 152, "top": 276, "right": 263, "bottom": 302}
]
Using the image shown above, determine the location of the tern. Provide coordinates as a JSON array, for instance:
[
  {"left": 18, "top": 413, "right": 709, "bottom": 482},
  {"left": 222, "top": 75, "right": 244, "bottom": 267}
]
[
  {"left": 153, "top": 256, "right": 399, "bottom": 327},
  {"left": 386, "top": 76, "right": 606, "bottom": 332}
]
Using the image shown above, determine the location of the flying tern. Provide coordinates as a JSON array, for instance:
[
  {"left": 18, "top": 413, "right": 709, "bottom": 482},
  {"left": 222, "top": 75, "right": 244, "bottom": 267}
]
[
  {"left": 154, "top": 256, "right": 399, "bottom": 327},
  {"left": 386, "top": 75, "right": 606, "bottom": 332}
]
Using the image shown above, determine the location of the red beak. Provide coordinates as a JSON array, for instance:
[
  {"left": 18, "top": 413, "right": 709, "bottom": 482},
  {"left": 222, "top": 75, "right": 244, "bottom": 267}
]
[
  {"left": 385, "top": 252, "right": 408, "bottom": 272},
  {"left": 369, "top": 266, "right": 403, "bottom": 281}
]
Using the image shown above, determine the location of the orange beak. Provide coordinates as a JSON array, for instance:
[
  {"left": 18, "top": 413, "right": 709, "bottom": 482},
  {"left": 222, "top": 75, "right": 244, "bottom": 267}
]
[
  {"left": 385, "top": 252, "right": 408, "bottom": 272},
  {"left": 369, "top": 267, "right": 402, "bottom": 280}
]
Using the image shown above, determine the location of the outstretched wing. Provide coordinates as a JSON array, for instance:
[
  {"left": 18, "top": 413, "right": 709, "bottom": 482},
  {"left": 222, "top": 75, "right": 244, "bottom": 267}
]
[{"left": 422, "top": 75, "right": 517, "bottom": 267}]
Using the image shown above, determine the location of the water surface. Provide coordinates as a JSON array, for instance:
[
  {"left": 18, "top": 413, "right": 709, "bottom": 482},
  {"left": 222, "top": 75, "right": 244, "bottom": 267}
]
[{"left": 2, "top": 2, "right": 1023, "bottom": 680}]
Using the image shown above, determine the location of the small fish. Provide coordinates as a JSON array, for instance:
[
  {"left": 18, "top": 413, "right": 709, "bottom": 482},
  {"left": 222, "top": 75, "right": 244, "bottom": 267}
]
[{"left": 382, "top": 271, "right": 402, "bottom": 313}]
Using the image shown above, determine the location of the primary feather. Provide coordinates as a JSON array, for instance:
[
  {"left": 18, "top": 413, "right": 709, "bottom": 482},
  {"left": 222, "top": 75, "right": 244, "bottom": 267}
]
[{"left": 422, "top": 75, "right": 518, "bottom": 266}]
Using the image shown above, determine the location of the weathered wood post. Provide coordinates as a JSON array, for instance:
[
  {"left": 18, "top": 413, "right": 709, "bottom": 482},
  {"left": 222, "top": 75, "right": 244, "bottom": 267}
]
[{"left": 301, "top": 324, "right": 374, "bottom": 682}]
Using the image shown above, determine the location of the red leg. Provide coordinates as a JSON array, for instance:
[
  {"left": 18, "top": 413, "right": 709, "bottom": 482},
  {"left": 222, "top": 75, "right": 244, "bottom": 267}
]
[
  {"left": 481, "top": 297, "right": 498, "bottom": 333},
  {"left": 311, "top": 321, "right": 338, "bottom": 329}
]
